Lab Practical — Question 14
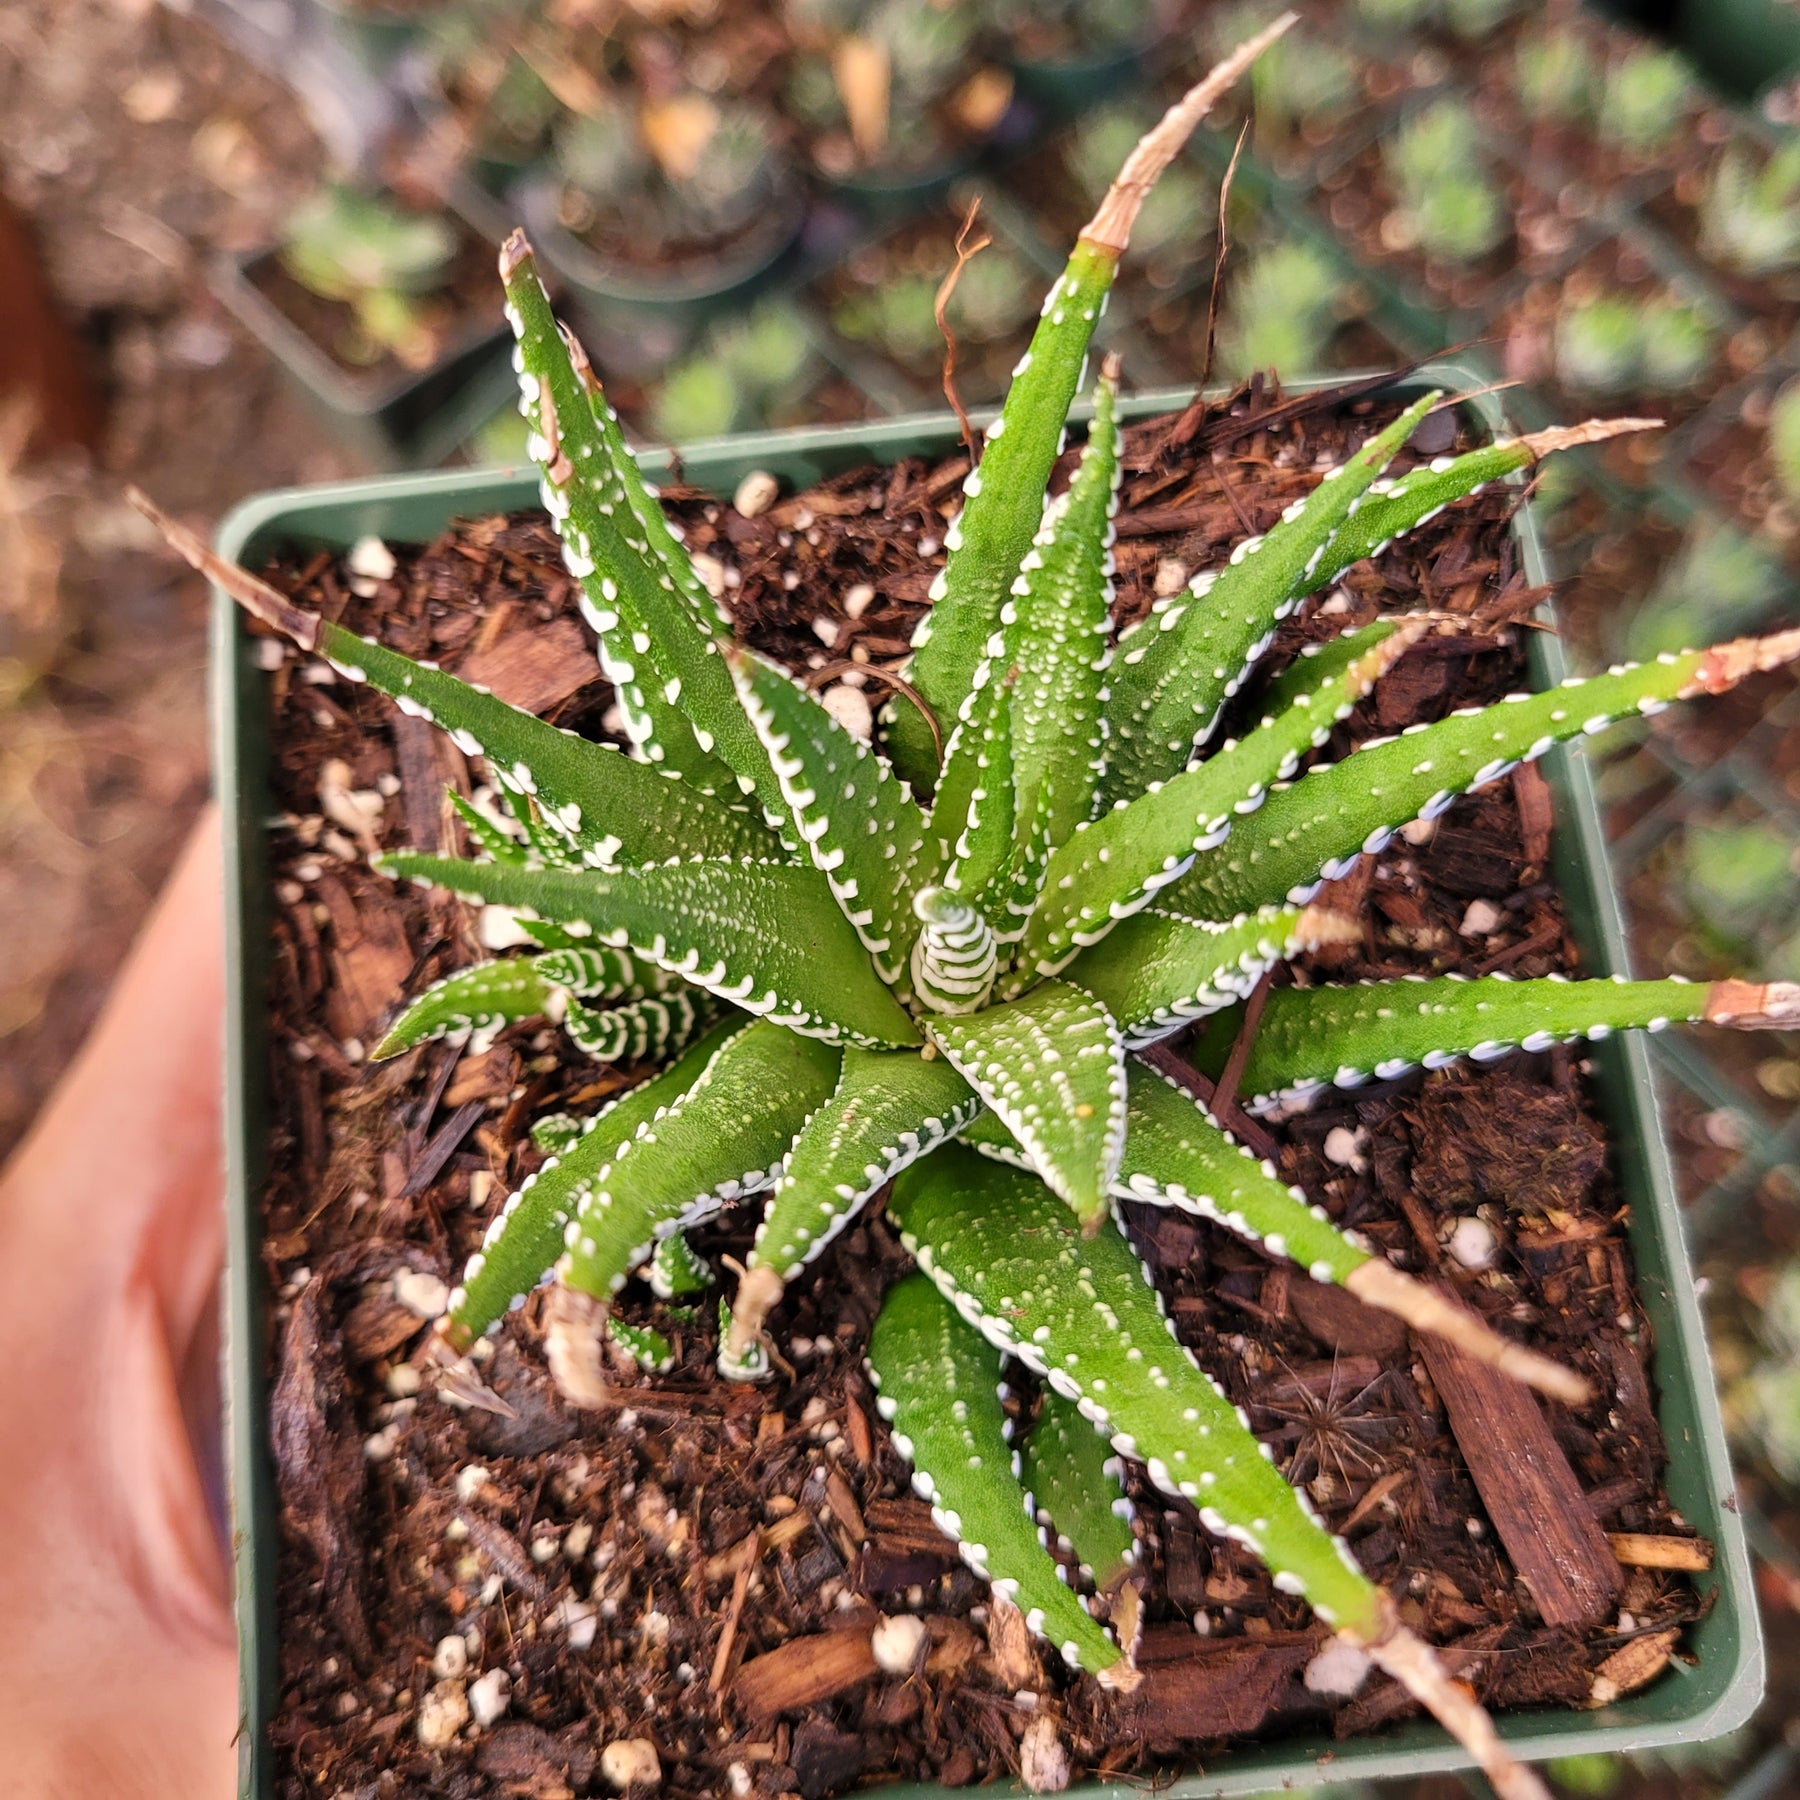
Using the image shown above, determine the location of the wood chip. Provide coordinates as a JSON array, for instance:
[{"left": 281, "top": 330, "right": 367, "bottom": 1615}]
[
  {"left": 1606, "top": 1532, "right": 1714, "bottom": 1572},
  {"left": 732, "top": 1628, "right": 880, "bottom": 1717},
  {"left": 1416, "top": 1295, "right": 1622, "bottom": 1630},
  {"left": 1588, "top": 1627, "right": 1681, "bottom": 1707},
  {"left": 455, "top": 615, "right": 596, "bottom": 715},
  {"left": 1108, "top": 1630, "right": 1316, "bottom": 1749}
]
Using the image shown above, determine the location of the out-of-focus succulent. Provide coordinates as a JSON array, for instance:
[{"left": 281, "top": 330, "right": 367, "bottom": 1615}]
[
  {"left": 1440, "top": 0, "right": 1517, "bottom": 39},
  {"left": 1627, "top": 519, "right": 1785, "bottom": 660},
  {"left": 653, "top": 300, "right": 818, "bottom": 441},
  {"left": 1218, "top": 237, "right": 1343, "bottom": 376},
  {"left": 1543, "top": 1755, "right": 1626, "bottom": 1798},
  {"left": 1699, "top": 135, "right": 1800, "bottom": 277},
  {"left": 1515, "top": 26, "right": 1597, "bottom": 125},
  {"left": 1554, "top": 289, "right": 1717, "bottom": 399},
  {"left": 1736, "top": 1260, "right": 1800, "bottom": 1483},
  {"left": 1355, "top": 0, "right": 1435, "bottom": 32},
  {"left": 1358, "top": 0, "right": 1517, "bottom": 36},
  {"left": 554, "top": 96, "right": 784, "bottom": 260},
  {"left": 1207, "top": 4, "right": 1357, "bottom": 152},
  {"left": 1596, "top": 46, "right": 1697, "bottom": 158},
  {"left": 1384, "top": 102, "right": 1506, "bottom": 264},
  {"left": 279, "top": 185, "right": 458, "bottom": 369},
  {"left": 1682, "top": 820, "right": 1795, "bottom": 929},
  {"left": 786, "top": 0, "right": 984, "bottom": 176},
  {"left": 834, "top": 238, "right": 1034, "bottom": 366},
  {"left": 1767, "top": 377, "right": 1800, "bottom": 502},
  {"left": 995, "top": 0, "right": 1156, "bottom": 56}
]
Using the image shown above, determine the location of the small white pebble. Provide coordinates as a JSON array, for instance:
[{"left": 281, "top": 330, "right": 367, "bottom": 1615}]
[
  {"left": 468, "top": 1668, "right": 511, "bottom": 1727},
  {"left": 1018, "top": 1713, "right": 1070, "bottom": 1794},
  {"left": 363, "top": 1425, "right": 399, "bottom": 1462},
  {"left": 559, "top": 1597, "right": 598, "bottom": 1649},
  {"left": 255, "top": 637, "right": 287, "bottom": 671},
  {"left": 1322, "top": 1126, "right": 1367, "bottom": 1172},
  {"left": 1318, "top": 587, "right": 1354, "bottom": 616},
  {"left": 844, "top": 582, "right": 876, "bottom": 619},
  {"left": 1459, "top": 899, "right": 1504, "bottom": 938},
  {"left": 690, "top": 552, "right": 727, "bottom": 598},
  {"left": 455, "top": 1465, "right": 491, "bottom": 1503},
  {"left": 1448, "top": 1216, "right": 1498, "bottom": 1270},
  {"left": 395, "top": 1270, "right": 450, "bottom": 1320},
  {"left": 348, "top": 535, "right": 397, "bottom": 583},
  {"left": 821, "top": 683, "right": 873, "bottom": 741},
  {"left": 1400, "top": 817, "right": 1437, "bottom": 846},
  {"left": 564, "top": 1520, "right": 594, "bottom": 1560},
  {"left": 1304, "top": 1639, "right": 1372, "bottom": 1697},
  {"left": 733, "top": 470, "right": 779, "bottom": 518},
  {"left": 600, "top": 1737, "right": 662, "bottom": 1790},
  {"left": 1152, "top": 557, "right": 1189, "bottom": 597},
  {"left": 918, "top": 535, "right": 940, "bottom": 558},
  {"left": 728, "top": 1763, "right": 753, "bottom": 1797},
  {"left": 530, "top": 1534, "right": 557, "bottom": 1564},
  {"left": 415, "top": 1678, "right": 469, "bottom": 1749},
  {"left": 870, "top": 1612, "right": 928, "bottom": 1675},
  {"left": 601, "top": 703, "right": 629, "bottom": 738},
  {"left": 479, "top": 904, "right": 537, "bottom": 951},
  {"left": 811, "top": 615, "right": 840, "bottom": 648},
  {"left": 1466, "top": 1517, "right": 1486, "bottom": 1539},
  {"left": 432, "top": 1635, "right": 469, "bottom": 1680},
  {"left": 376, "top": 771, "right": 401, "bottom": 797}
]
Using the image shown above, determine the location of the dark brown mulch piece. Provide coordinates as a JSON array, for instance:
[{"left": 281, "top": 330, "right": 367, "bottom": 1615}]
[
  {"left": 1416, "top": 1296, "right": 1624, "bottom": 1631},
  {"left": 253, "top": 385, "right": 1700, "bottom": 1798}
]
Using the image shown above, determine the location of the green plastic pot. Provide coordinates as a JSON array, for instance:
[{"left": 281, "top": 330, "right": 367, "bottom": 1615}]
[
  {"left": 215, "top": 370, "right": 1762, "bottom": 1798},
  {"left": 211, "top": 246, "right": 519, "bottom": 471}
]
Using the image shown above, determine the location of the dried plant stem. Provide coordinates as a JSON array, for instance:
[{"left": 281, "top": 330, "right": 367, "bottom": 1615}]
[{"left": 936, "top": 197, "right": 993, "bottom": 465}]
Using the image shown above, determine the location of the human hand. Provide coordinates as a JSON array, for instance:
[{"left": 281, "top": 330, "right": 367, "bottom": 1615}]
[{"left": 0, "top": 807, "right": 236, "bottom": 1799}]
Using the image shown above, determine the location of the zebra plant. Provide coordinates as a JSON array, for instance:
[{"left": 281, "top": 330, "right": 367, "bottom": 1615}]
[{"left": 144, "top": 23, "right": 1800, "bottom": 1799}]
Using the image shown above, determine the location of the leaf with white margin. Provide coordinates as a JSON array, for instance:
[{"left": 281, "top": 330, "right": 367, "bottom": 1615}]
[
  {"left": 560, "top": 1020, "right": 842, "bottom": 1300},
  {"left": 1167, "top": 627, "right": 1800, "bottom": 922},
  {"left": 887, "top": 1146, "right": 1386, "bottom": 1638},
  {"left": 729, "top": 648, "right": 933, "bottom": 985},
  {"left": 926, "top": 977, "right": 1125, "bottom": 1231},
  {"left": 439, "top": 1017, "right": 747, "bottom": 1350},
  {"left": 376, "top": 851, "right": 921, "bottom": 1049},
  {"left": 1099, "top": 393, "right": 1438, "bottom": 807},
  {"left": 1021, "top": 1387, "right": 1137, "bottom": 1590},
  {"left": 866, "top": 1272, "right": 1129, "bottom": 1680}
]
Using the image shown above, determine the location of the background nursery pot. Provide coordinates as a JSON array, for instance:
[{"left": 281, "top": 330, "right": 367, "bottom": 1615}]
[
  {"left": 214, "top": 372, "right": 1762, "bottom": 1798},
  {"left": 212, "top": 246, "right": 518, "bottom": 471}
]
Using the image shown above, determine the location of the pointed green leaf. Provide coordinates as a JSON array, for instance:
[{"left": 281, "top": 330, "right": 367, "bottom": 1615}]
[
  {"left": 443, "top": 1017, "right": 746, "bottom": 1348},
  {"left": 1099, "top": 393, "right": 1438, "bottom": 807},
  {"left": 888, "top": 1147, "right": 1385, "bottom": 1638},
  {"left": 730, "top": 650, "right": 932, "bottom": 984},
  {"left": 1167, "top": 628, "right": 1800, "bottom": 921},
  {"left": 867, "top": 1273, "right": 1127, "bottom": 1678},
  {"left": 1312, "top": 420, "right": 1657, "bottom": 593},
  {"left": 564, "top": 986, "right": 721, "bottom": 1063},
  {"left": 884, "top": 32, "right": 1288, "bottom": 787},
  {"left": 562, "top": 1020, "right": 842, "bottom": 1298},
  {"left": 1021, "top": 1388, "right": 1137, "bottom": 1590},
  {"left": 886, "top": 238, "right": 1124, "bottom": 791},
  {"left": 649, "top": 1231, "right": 714, "bottom": 1299},
  {"left": 1222, "top": 972, "right": 1723, "bottom": 1112},
  {"left": 1062, "top": 905, "right": 1306, "bottom": 1045},
  {"left": 926, "top": 978, "right": 1126, "bottom": 1228},
  {"left": 748, "top": 1047, "right": 980, "bottom": 1283},
  {"left": 533, "top": 944, "right": 670, "bottom": 999},
  {"left": 1006, "top": 359, "right": 1120, "bottom": 849},
  {"left": 316, "top": 617, "right": 772, "bottom": 864},
  {"left": 908, "top": 885, "right": 1000, "bottom": 1016},
  {"left": 1021, "top": 622, "right": 1420, "bottom": 978},
  {"left": 608, "top": 1318, "right": 675, "bottom": 1372},
  {"left": 450, "top": 790, "right": 531, "bottom": 865},
  {"left": 502, "top": 236, "right": 787, "bottom": 818},
  {"left": 1116, "top": 1057, "right": 1371, "bottom": 1284},
  {"left": 372, "top": 954, "right": 561, "bottom": 1060},
  {"left": 376, "top": 851, "right": 922, "bottom": 1049}
]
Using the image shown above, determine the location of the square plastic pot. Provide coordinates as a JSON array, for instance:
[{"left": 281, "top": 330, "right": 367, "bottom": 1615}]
[
  {"left": 214, "top": 369, "right": 1763, "bottom": 1798},
  {"left": 212, "top": 247, "right": 520, "bottom": 470}
]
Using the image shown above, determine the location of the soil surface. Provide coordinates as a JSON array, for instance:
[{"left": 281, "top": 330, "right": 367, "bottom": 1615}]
[{"left": 253, "top": 381, "right": 1710, "bottom": 1797}]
